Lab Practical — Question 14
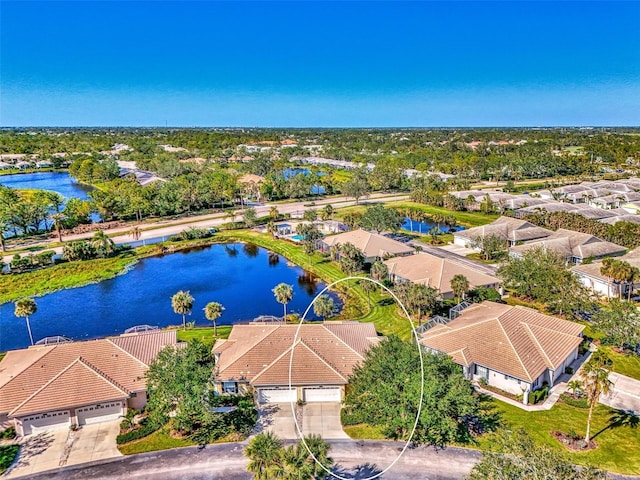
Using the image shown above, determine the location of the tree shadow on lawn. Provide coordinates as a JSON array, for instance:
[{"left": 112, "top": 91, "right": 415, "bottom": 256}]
[
  {"left": 592, "top": 409, "right": 639, "bottom": 440},
  {"left": 332, "top": 462, "right": 382, "bottom": 479},
  {"left": 377, "top": 298, "right": 395, "bottom": 307}
]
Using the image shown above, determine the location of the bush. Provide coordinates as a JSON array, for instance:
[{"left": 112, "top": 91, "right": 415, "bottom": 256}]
[
  {"left": 174, "top": 227, "right": 213, "bottom": 241},
  {"left": 0, "top": 427, "right": 15, "bottom": 440},
  {"left": 0, "top": 445, "right": 19, "bottom": 474},
  {"left": 116, "top": 413, "right": 167, "bottom": 444},
  {"left": 565, "top": 366, "right": 574, "bottom": 374},
  {"left": 560, "top": 393, "right": 589, "bottom": 409},
  {"left": 530, "top": 386, "right": 549, "bottom": 404}
]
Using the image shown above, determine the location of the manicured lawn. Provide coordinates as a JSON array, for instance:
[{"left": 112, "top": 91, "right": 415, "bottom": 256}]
[
  {"left": 343, "top": 424, "right": 386, "bottom": 440},
  {"left": 0, "top": 255, "right": 139, "bottom": 304},
  {"left": 599, "top": 346, "right": 640, "bottom": 380},
  {"left": 384, "top": 201, "right": 499, "bottom": 228},
  {"left": 118, "top": 424, "right": 195, "bottom": 455},
  {"left": 176, "top": 326, "right": 232, "bottom": 346},
  {"left": 488, "top": 400, "right": 640, "bottom": 475}
]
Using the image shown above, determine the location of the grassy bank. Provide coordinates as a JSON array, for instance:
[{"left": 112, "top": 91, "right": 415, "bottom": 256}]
[{"left": 175, "top": 326, "right": 232, "bottom": 346}]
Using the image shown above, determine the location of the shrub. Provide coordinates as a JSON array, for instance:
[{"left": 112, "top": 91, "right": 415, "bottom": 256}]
[
  {"left": 0, "top": 445, "right": 19, "bottom": 474},
  {"left": 0, "top": 426, "right": 15, "bottom": 440},
  {"left": 530, "top": 386, "right": 549, "bottom": 404},
  {"left": 560, "top": 393, "right": 589, "bottom": 409},
  {"left": 116, "top": 413, "right": 167, "bottom": 444},
  {"left": 174, "top": 227, "right": 213, "bottom": 241},
  {"left": 564, "top": 366, "right": 574, "bottom": 374}
]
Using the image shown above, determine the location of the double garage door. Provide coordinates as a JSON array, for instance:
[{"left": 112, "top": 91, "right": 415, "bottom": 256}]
[
  {"left": 21, "top": 410, "right": 70, "bottom": 436},
  {"left": 258, "top": 386, "right": 342, "bottom": 403},
  {"left": 77, "top": 402, "right": 124, "bottom": 425}
]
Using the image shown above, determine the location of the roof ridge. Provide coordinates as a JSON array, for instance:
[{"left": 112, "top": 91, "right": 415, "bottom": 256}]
[
  {"left": 494, "top": 315, "right": 533, "bottom": 382},
  {"left": 521, "top": 323, "right": 554, "bottom": 369},
  {"left": 0, "top": 345, "right": 57, "bottom": 392},
  {"left": 77, "top": 357, "right": 130, "bottom": 394},
  {"left": 222, "top": 326, "right": 286, "bottom": 372},
  {"left": 321, "top": 324, "right": 365, "bottom": 359},
  {"left": 106, "top": 338, "right": 153, "bottom": 368},
  {"left": 293, "top": 340, "right": 348, "bottom": 383}
]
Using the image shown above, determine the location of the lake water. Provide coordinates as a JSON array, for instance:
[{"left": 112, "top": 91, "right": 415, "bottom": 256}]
[
  {"left": 0, "top": 171, "right": 94, "bottom": 200},
  {"left": 0, "top": 243, "right": 341, "bottom": 351},
  {"left": 401, "top": 217, "right": 466, "bottom": 234},
  {"left": 283, "top": 167, "right": 326, "bottom": 195}
]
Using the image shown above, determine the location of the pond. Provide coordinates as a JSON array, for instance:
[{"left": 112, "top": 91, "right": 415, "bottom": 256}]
[
  {"left": 0, "top": 171, "right": 94, "bottom": 201},
  {"left": 0, "top": 243, "right": 342, "bottom": 351},
  {"left": 401, "top": 217, "right": 466, "bottom": 235},
  {"left": 283, "top": 167, "right": 326, "bottom": 195}
]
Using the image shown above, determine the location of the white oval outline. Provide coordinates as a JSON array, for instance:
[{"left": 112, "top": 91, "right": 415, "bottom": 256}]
[{"left": 287, "top": 276, "right": 425, "bottom": 480}]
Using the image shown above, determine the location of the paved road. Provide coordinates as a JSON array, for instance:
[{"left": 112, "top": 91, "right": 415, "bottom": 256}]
[
  {"left": 3, "top": 193, "right": 409, "bottom": 264},
  {"left": 21, "top": 440, "right": 481, "bottom": 480}
]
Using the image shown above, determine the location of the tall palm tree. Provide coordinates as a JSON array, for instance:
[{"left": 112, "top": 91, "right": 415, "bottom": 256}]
[
  {"left": 580, "top": 351, "right": 613, "bottom": 443},
  {"left": 269, "top": 206, "right": 280, "bottom": 221},
  {"left": 272, "top": 283, "right": 294, "bottom": 319},
  {"left": 14, "top": 297, "right": 37, "bottom": 346},
  {"left": 600, "top": 258, "right": 616, "bottom": 298},
  {"left": 360, "top": 278, "right": 376, "bottom": 308},
  {"left": 301, "top": 434, "right": 333, "bottom": 479},
  {"left": 313, "top": 295, "right": 335, "bottom": 320},
  {"left": 204, "top": 301, "right": 224, "bottom": 337},
  {"left": 171, "top": 290, "right": 195, "bottom": 330},
  {"left": 450, "top": 274, "right": 470, "bottom": 303},
  {"left": 370, "top": 260, "right": 388, "bottom": 294},
  {"left": 91, "top": 229, "right": 116, "bottom": 257},
  {"left": 245, "top": 432, "right": 283, "bottom": 480},
  {"left": 128, "top": 225, "right": 142, "bottom": 242},
  {"left": 49, "top": 212, "right": 66, "bottom": 243}
]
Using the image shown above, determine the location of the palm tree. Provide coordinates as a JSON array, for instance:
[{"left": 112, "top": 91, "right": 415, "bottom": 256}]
[
  {"left": 370, "top": 260, "right": 388, "bottom": 294},
  {"left": 450, "top": 274, "right": 470, "bottom": 303},
  {"left": 50, "top": 212, "right": 66, "bottom": 243},
  {"left": 91, "top": 229, "right": 116, "bottom": 257},
  {"left": 360, "top": 278, "right": 376, "bottom": 308},
  {"left": 204, "top": 301, "right": 224, "bottom": 337},
  {"left": 567, "top": 379, "right": 583, "bottom": 396},
  {"left": 321, "top": 204, "right": 334, "bottom": 221},
  {"left": 245, "top": 432, "right": 283, "bottom": 480},
  {"left": 580, "top": 351, "right": 613, "bottom": 443},
  {"left": 272, "top": 283, "right": 294, "bottom": 319},
  {"left": 171, "top": 290, "right": 195, "bottom": 330},
  {"left": 14, "top": 297, "right": 37, "bottom": 345},
  {"left": 600, "top": 258, "right": 616, "bottom": 298},
  {"left": 128, "top": 225, "right": 142, "bottom": 242},
  {"left": 269, "top": 206, "right": 280, "bottom": 221},
  {"left": 313, "top": 295, "right": 335, "bottom": 319},
  {"left": 300, "top": 434, "right": 333, "bottom": 479}
]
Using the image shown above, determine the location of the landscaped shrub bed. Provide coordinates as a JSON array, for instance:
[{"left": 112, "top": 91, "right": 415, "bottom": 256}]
[
  {"left": 0, "top": 445, "right": 19, "bottom": 474},
  {"left": 530, "top": 386, "right": 549, "bottom": 404},
  {"left": 0, "top": 427, "right": 16, "bottom": 440},
  {"left": 560, "top": 393, "right": 589, "bottom": 409},
  {"left": 117, "top": 413, "right": 168, "bottom": 444}
]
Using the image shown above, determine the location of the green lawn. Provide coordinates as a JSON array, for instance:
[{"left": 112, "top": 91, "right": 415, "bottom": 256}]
[
  {"left": 176, "top": 326, "right": 232, "bottom": 346},
  {"left": 599, "top": 346, "right": 640, "bottom": 380},
  {"left": 489, "top": 400, "right": 640, "bottom": 475},
  {"left": 385, "top": 201, "right": 499, "bottom": 228},
  {"left": 343, "top": 423, "right": 386, "bottom": 440},
  {"left": 0, "top": 255, "right": 139, "bottom": 304},
  {"left": 0, "top": 445, "right": 19, "bottom": 474},
  {"left": 117, "top": 424, "right": 195, "bottom": 455}
]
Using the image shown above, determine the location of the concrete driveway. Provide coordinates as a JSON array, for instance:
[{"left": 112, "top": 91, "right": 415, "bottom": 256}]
[
  {"left": 6, "top": 420, "right": 122, "bottom": 478},
  {"left": 256, "top": 403, "right": 348, "bottom": 440},
  {"left": 601, "top": 372, "right": 640, "bottom": 415}
]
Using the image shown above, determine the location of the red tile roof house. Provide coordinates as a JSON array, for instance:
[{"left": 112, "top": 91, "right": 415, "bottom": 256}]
[
  {"left": 0, "top": 330, "right": 180, "bottom": 436},
  {"left": 420, "top": 302, "right": 584, "bottom": 405},
  {"left": 213, "top": 322, "right": 380, "bottom": 404}
]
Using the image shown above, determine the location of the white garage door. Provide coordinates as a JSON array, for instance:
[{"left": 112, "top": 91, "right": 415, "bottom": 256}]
[
  {"left": 258, "top": 388, "right": 297, "bottom": 403},
  {"left": 21, "top": 410, "right": 70, "bottom": 435},
  {"left": 77, "top": 402, "right": 124, "bottom": 425},
  {"left": 303, "top": 387, "right": 342, "bottom": 403}
]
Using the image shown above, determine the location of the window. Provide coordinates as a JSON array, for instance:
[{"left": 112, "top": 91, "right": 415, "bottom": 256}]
[
  {"left": 476, "top": 365, "right": 489, "bottom": 379},
  {"left": 222, "top": 381, "right": 238, "bottom": 394}
]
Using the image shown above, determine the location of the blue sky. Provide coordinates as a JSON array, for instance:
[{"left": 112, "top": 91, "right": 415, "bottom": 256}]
[{"left": 1, "top": 1, "right": 639, "bottom": 127}]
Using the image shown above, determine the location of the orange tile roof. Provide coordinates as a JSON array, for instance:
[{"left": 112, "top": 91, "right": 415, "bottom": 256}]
[
  {"left": 109, "top": 330, "right": 179, "bottom": 364},
  {"left": 420, "top": 302, "right": 584, "bottom": 382},
  {"left": 0, "top": 330, "right": 179, "bottom": 416},
  {"left": 321, "top": 229, "right": 414, "bottom": 258},
  {"left": 215, "top": 322, "right": 378, "bottom": 386},
  {"left": 10, "top": 358, "right": 128, "bottom": 417}
]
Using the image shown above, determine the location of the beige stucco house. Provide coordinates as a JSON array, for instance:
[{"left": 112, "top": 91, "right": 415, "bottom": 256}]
[
  {"left": 0, "top": 330, "right": 180, "bottom": 436},
  {"left": 420, "top": 301, "right": 584, "bottom": 404},
  {"left": 319, "top": 228, "right": 414, "bottom": 263},
  {"left": 213, "top": 322, "right": 380, "bottom": 403}
]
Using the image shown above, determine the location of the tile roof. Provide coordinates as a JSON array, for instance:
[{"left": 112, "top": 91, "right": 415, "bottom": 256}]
[
  {"left": 10, "top": 358, "right": 128, "bottom": 416},
  {"left": 321, "top": 229, "right": 414, "bottom": 258},
  {"left": 509, "top": 228, "right": 626, "bottom": 259},
  {"left": 572, "top": 248, "right": 640, "bottom": 281},
  {"left": 215, "top": 322, "right": 378, "bottom": 387},
  {"left": 0, "top": 330, "right": 179, "bottom": 416},
  {"left": 420, "top": 301, "right": 584, "bottom": 382},
  {"left": 457, "top": 217, "right": 552, "bottom": 243},
  {"left": 384, "top": 252, "right": 500, "bottom": 296},
  {"left": 109, "top": 330, "right": 180, "bottom": 364}
]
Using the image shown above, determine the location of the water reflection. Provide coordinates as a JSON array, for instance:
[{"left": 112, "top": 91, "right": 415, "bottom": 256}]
[
  {"left": 297, "top": 272, "right": 319, "bottom": 296},
  {"left": 268, "top": 252, "right": 280, "bottom": 267},
  {"left": 243, "top": 243, "right": 259, "bottom": 257},
  {"left": 224, "top": 244, "right": 239, "bottom": 257}
]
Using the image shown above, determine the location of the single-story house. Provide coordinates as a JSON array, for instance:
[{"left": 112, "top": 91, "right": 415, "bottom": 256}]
[
  {"left": 0, "top": 330, "right": 180, "bottom": 436},
  {"left": 599, "top": 214, "right": 640, "bottom": 226},
  {"left": 509, "top": 228, "right": 626, "bottom": 264},
  {"left": 453, "top": 216, "right": 553, "bottom": 248},
  {"left": 317, "top": 220, "right": 349, "bottom": 234},
  {"left": 622, "top": 202, "right": 640, "bottom": 215},
  {"left": 319, "top": 228, "right": 415, "bottom": 263},
  {"left": 420, "top": 301, "right": 584, "bottom": 404},
  {"left": 383, "top": 252, "right": 501, "bottom": 300},
  {"left": 213, "top": 322, "right": 380, "bottom": 403},
  {"left": 572, "top": 248, "right": 640, "bottom": 298}
]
